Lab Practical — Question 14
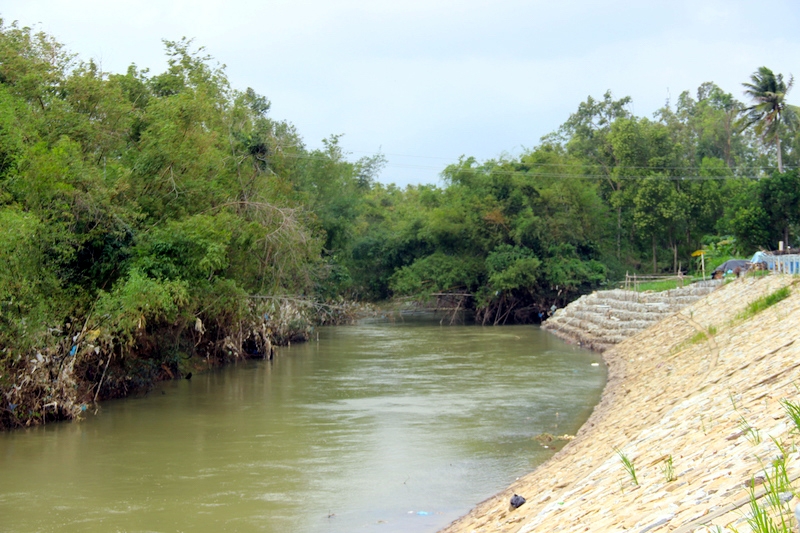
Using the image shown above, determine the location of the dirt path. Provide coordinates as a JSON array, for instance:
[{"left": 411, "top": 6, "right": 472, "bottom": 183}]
[{"left": 441, "top": 275, "right": 800, "bottom": 533}]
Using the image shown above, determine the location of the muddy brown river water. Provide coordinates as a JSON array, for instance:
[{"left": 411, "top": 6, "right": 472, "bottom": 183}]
[{"left": 0, "top": 316, "right": 605, "bottom": 533}]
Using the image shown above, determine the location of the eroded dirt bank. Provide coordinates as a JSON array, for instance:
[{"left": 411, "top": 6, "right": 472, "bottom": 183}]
[{"left": 442, "top": 275, "right": 800, "bottom": 533}]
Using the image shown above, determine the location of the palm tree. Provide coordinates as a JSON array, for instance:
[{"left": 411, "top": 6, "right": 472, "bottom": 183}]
[{"left": 740, "top": 66, "right": 798, "bottom": 173}]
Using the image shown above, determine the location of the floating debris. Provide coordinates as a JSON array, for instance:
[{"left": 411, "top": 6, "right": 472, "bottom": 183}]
[{"left": 533, "top": 433, "right": 575, "bottom": 444}]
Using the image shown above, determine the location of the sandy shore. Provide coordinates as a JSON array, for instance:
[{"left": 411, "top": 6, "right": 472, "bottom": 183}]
[{"left": 441, "top": 275, "right": 800, "bottom": 533}]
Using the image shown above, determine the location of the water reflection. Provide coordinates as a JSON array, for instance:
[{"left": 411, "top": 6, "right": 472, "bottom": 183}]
[{"left": 0, "top": 318, "right": 605, "bottom": 533}]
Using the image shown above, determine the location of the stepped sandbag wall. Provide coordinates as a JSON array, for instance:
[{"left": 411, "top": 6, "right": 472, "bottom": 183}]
[{"left": 542, "top": 281, "right": 722, "bottom": 352}]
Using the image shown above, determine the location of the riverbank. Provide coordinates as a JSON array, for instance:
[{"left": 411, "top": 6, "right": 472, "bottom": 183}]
[
  {"left": 442, "top": 274, "right": 800, "bottom": 533},
  {"left": 0, "top": 296, "right": 368, "bottom": 430}
]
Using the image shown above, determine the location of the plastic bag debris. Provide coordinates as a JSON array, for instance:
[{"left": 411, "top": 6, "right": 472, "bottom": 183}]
[{"left": 510, "top": 494, "right": 526, "bottom": 509}]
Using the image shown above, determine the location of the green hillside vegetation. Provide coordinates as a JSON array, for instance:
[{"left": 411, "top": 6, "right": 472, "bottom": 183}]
[{"left": 1, "top": 20, "right": 799, "bottom": 428}]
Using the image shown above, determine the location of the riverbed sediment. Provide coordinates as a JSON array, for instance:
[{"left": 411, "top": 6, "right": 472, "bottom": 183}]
[{"left": 441, "top": 274, "right": 800, "bottom": 533}]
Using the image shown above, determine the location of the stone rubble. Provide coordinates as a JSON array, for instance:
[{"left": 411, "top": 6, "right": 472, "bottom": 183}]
[{"left": 441, "top": 275, "right": 800, "bottom": 533}]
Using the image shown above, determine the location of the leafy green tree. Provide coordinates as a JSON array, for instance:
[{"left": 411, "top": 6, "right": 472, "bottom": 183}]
[
  {"left": 292, "top": 136, "right": 355, "bottom": 251},
  {"left": 721, "top": 170, "right": 800, "bottom": 253},
  {"left": 724, "top": 181, "right": 771, "bottom": 253},
  {"left": 632, "top": 176, "right": 686, "bottom": 272},
  {"left": 389, "top": 252, "right": 484, "bottom": 296},
  {"left": 348, "top": 183, "right": 438, "bottom": 299},
  {"left": 485, "top": 244, "right": 540, "bottom": 292},
  {"left": 759, "top": 170, "right": 800, "bottom": 247},
  {"left": 541, "top": 243, "right": 606, "bottom": 299},
  {"left": 0, "top": 20, "right": 74, "bottom": 108},
  {"left": 517, "top": 145, "right": 609, "bottom": 257},
  {"left": 684, "top": 158, "right": 727, "bottom": 243},
  {"left": 556, "top": 90, "right": 632, "bottom": 177},
  {"left": 554, "top": 91, "right": 632, "bottom": 258},
  {"left": 660, "top": 83, "right": 748, "bottom": 169}
]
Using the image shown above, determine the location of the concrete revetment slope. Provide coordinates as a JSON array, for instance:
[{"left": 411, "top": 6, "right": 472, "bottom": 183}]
[{"left": 441, "top": 275, "right": 800, "bottom": 533}]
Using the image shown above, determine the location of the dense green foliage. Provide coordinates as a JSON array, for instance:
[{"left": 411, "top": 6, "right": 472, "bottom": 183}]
[
  {"left": 0, "top": 23, "right": 380, "bottom": 426},
  {"left": 1, "top": 20, "right": 800, "bottom": 427}
]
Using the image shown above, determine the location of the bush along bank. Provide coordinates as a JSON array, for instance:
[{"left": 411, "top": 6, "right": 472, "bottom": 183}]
[{"left": 0, "top": 297, "right": 365, "bottom": 431}]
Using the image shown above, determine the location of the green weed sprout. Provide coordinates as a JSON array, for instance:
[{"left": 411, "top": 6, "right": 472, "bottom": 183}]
[
  {"left": 614, "top": 447, "right": 638, "bottom": 486},
  {"left": 739, "top": 415, "right": 761, "bottom": 445},
  {"left": 780, "top": 399, "right": 800, "bottom": 434},
  {"left": 662, "top": 455, "right": 676, "bottom": 483},
  {"left": 745, "top": 483, "right": 794, "bottom": 533}
]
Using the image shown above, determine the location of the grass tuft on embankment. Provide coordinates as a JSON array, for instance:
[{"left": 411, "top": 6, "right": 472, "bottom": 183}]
[{"left": 737, "top": 287, "right": 791, "bottom": 321}]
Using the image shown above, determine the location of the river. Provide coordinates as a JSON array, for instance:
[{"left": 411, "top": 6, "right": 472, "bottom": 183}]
[{"left": 0, "top": 316, "right": 605, "bottom": 533}]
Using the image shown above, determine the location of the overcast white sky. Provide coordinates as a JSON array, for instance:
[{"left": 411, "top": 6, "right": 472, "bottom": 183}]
[{"left": 3, "top": 1, "right": 800, "bottom": 186}]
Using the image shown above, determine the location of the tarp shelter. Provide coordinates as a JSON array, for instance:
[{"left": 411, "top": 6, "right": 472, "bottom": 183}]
[{"left": 713, "top": 259, "right": 751, "bottom": 275}]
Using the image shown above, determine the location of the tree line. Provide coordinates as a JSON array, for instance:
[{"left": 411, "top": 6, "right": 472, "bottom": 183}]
[
  {"left": 341, "top": 75, "right": 800, "bottom": 322},
  {"left": 0, "top": 20, "right": 798, "bottom": 426}
]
